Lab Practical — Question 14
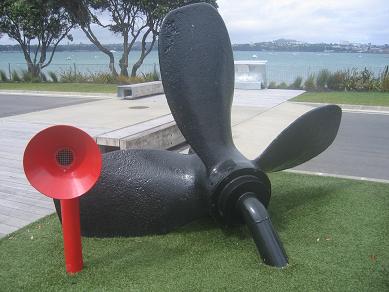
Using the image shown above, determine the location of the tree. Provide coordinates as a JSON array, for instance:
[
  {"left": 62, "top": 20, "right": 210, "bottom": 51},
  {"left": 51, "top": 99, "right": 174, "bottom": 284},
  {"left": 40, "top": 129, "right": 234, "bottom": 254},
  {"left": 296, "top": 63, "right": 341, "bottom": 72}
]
[
  {"left": 61, "top": 1, "right": 116, "bottom": 76},
  {"left": 63, "top": 0, "right": 147, "bottom": 77},
  {"left": 0, "top": 0, "right": 74, "bottom": 77},
  {"left": 130, "top": 0, "right": 218, "bottom": 77},
  {"left": 63, "top": 0, "right": 217, "bottom": 77}
]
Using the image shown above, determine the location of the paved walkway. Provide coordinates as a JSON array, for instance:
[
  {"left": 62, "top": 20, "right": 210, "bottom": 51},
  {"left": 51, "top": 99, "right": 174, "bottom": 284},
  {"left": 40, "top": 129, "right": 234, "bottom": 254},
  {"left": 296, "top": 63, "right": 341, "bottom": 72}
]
[{"left": 0, "top": 89, "right": 305, "bottom": 238}]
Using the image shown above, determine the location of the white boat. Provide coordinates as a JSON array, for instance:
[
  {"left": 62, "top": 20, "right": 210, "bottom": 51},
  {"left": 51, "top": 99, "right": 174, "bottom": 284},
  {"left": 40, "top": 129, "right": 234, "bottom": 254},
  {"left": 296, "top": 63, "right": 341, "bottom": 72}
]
[
  {"left": 66, "top": 56, "right": 72, "bottom": 60},
  {"left": 252, "top": 54, "right": 258, "bottom": 58}
]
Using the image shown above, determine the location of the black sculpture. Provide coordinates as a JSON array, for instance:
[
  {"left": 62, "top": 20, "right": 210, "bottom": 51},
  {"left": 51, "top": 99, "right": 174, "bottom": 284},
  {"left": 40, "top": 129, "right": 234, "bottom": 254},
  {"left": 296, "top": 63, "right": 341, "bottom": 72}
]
[{"left": 55, "top": 3, "right": 341, "bottom": 267}]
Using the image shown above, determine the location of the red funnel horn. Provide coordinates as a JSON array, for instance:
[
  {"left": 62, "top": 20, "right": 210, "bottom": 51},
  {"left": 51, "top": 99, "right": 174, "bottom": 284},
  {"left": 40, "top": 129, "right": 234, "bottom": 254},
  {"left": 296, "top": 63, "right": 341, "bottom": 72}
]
[{"left": 23, "top": 125, "right": 102, "bottom": 274}]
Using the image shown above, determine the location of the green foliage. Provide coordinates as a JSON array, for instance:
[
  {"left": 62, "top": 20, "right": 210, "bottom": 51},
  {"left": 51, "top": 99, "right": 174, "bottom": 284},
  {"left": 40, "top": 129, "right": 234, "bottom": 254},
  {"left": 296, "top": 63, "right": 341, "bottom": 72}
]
[
  {"left": 40, "top": 72, "right": 48, "bottom": 82},
  {"left": 380, "top": 65, "right": 389, "bottom": 92},
  {"left": 316, "top": 69, "right": 330, "bottom": 90},
  {"left": 48, "top": 71, "right": 58, "bottom": 83},
  {"left": 0, "top": 0, "right": 74, "bottom": 77},
  {"left": 327, "top": 71, "right": 346, "bottom": 91},
  {"left": 293, "top": 91, "right": 389, "bottom": 107},
  {"left": 58, "top": 69, "right": 156, "bottom": 84},
  {"left": 21, "top": 70, "right": 33, "bottom": 82},
  {"left": 268, "top": 81, "right": 277, "bottom": 89},
  {"left": 141, "top": 71, "right": 160, "bottom": 82},
  {"left": 59, "top": 69, "right": 89, "bottom": 83},
  {"left": 0, "top": 70, "right": 8, "bottom": 81},
  {"left": 290, "top": 76, "right": 303, "bottom": 89},
  {"left": 304, "top": 74, "right": 316, "bottom": 91},
  {"left": 278, "top": 81, "right": 288, "bottom": 89},
  {"left": 11, "top": 70, "right": 21, "bottom": 82}
]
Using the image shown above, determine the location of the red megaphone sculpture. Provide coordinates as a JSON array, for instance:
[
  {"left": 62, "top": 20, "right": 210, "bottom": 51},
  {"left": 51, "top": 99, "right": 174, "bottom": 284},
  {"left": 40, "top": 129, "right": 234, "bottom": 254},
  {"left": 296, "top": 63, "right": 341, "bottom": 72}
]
[{"left": 23, "top": 125, "right": 102, "bottom": 274}]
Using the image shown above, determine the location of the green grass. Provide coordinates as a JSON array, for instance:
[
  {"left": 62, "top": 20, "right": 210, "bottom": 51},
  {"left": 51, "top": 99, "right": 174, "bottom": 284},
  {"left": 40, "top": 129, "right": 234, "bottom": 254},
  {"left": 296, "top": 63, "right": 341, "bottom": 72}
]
[
  {"left": 292, "top": 91, "right": 389, "bottom": 107},
  {"left": 1, "top": 172, "right": 388, "bottom": 291},
  {"left": 0, "top": 82, "right": 117, "bottom": 93}
]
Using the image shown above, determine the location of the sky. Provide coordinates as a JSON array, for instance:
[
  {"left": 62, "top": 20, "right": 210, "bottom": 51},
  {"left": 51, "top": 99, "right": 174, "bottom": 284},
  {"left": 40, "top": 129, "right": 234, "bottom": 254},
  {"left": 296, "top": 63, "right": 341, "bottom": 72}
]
[{"left": 1, "top": 0, "right": 388, "bottom": 45}]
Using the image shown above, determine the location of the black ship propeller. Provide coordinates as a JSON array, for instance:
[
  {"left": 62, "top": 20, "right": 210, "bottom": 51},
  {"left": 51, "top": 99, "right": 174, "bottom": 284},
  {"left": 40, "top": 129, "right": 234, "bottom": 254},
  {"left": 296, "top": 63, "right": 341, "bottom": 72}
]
[{"left": 55, "top": 3, "right": 341, "bottom": 268}]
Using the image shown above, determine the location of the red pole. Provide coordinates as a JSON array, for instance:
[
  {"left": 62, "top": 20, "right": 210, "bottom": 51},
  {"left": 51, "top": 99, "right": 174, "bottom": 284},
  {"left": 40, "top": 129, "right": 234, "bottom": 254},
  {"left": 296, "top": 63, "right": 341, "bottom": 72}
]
[{"left": 60, "top": 198, "right": 83, "bottom": 274}]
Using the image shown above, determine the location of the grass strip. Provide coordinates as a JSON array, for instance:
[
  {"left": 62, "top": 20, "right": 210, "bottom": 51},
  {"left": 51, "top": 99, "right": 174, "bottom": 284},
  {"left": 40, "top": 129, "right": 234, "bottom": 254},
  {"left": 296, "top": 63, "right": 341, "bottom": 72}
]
[
  {"left": 0, "top": 172, "right": 388, "bottom": 291},
  {"left": 292, "top": 91, "right": 389, "bottom": 107},
  {"left": 0, "top": 82, "right": 117, "bottom": 94}
]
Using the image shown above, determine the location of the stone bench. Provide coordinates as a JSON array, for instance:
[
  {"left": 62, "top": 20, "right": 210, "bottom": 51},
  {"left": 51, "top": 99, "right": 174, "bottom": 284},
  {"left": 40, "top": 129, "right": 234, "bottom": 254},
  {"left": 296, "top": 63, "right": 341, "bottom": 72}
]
[
  {"left": 117, "top": 81, "right": 164, "bottom": 99},
  {"left": 95, "top": 114, "right": 185, "bottom": 153}
]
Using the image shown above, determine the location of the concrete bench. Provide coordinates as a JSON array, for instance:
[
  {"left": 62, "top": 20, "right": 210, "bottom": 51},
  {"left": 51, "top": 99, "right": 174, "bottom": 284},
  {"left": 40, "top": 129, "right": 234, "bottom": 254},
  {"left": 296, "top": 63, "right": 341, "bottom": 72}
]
[
  {"left": 117, "top": 81, "right": 164, "bottom": 99},
  {"left": 96, "top": 114, "right": 185, "bottom": 153}
]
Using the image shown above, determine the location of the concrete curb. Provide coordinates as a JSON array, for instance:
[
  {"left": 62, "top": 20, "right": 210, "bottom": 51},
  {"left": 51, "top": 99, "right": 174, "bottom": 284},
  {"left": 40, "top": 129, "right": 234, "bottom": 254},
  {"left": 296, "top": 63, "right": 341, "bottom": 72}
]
[
  {"left": 292, "top": 101, "right": 389, "bottom": 113},
  {"left": 0, "top": 90, "right": 115, "bottom": 99},
  {"left": 285, "top": 169, "right": 389, "bottom": 184}
]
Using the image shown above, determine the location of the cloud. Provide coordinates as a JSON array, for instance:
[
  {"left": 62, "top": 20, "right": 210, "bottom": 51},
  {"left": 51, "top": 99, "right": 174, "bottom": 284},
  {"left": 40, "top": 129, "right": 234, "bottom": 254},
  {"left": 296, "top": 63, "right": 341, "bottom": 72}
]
[
  {"left": 217, "top": 0, "right": 389, "bottom": 44},
  {"left": 0, "top": 0, "right": 387, "bottom": 45}
]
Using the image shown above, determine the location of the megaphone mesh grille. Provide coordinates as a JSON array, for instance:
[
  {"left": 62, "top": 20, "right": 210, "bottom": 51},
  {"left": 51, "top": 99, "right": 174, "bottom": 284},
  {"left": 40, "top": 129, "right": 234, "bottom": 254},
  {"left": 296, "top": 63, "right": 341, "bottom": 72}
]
[{"left": 56, "top": 148, "right": 74, "bottom": 168}]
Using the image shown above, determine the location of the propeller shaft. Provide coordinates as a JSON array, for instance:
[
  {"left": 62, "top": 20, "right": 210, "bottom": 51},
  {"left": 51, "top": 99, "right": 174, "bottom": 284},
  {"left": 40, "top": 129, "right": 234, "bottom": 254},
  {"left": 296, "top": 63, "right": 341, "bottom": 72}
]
[{"left": 237, "top": 193, "right": 288, "bottom": 268}]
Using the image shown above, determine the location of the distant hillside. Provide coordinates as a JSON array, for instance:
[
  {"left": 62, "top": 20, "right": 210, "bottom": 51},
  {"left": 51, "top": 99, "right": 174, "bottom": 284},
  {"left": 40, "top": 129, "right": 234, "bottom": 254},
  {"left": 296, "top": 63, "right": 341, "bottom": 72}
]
[
  {"left": 0, "top": 42, "right": 156, "bottom": 52},
  {"left": 1, "top": 39, "right": 388, "bottom": 53}
]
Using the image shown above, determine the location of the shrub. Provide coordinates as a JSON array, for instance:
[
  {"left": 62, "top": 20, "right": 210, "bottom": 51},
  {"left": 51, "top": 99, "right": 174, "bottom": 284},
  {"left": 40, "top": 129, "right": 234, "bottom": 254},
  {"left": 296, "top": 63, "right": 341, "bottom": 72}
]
[
  {"left": 268, "top": 81, "right": 277, "bottom": 89},
  {"left": 142, "top": 72, "right": 160, "bottom": 82},
  {"left": 304, "top": 74, "right": 316, "bottom": 91},
  {"left": 128, "top": 76, "right": 149, "bottom": 84},
  {"left": 277, "top": 82, "right": 288, "bottom": 89},
  {"left": 358, "top": 67, "right": 376, "bottom": 91},
  {"left": 380, "top": 65, "right": 389, "bottom": 92},
  {"left": 21, "top": 70, "right": 34, "bottom": 82},
  {"left": 40, "top": 73, "right": 47, "bottom": 82},
  {"left": 290, "top": 76, "right": 303, "bottom": 89},
  {"left": 59, "top": 69, "right": 89, "bottom": 83},
  {"left": 116, "top": 74, "right": 131, "bottom": 85},
  {"left": 316, "top": 69, "right": 330, "bottom": 90},
  {"left": 0, "top": 70, "right": 8, "bottom": 81},
  {"left": 327, "top": 71, "right": 346, "bottom": 91},
  {"left": 89, "top": 72, "right": 116, "bottom": 84},
  {"left": 48, "top": 71, "right": 58, "bottom": 82},
  {"left": 382, "top": 76, "right": 389, "bottom": 92},
  {"left": 11, "top": 70, "right": 22, "bottom": 82}
]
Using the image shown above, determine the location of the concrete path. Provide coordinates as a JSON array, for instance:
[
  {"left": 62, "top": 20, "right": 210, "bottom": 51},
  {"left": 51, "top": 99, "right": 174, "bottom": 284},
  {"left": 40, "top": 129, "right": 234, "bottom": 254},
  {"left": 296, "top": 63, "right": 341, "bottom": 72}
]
[
  {"left": 293, "top": 110, "right": 389, "bottom": 181},
  {"left": 0, "top": 89, "right": 304, "bottom": 238},
  {"left": 0, "top": 93, "right": 96, "bottom": 118}
]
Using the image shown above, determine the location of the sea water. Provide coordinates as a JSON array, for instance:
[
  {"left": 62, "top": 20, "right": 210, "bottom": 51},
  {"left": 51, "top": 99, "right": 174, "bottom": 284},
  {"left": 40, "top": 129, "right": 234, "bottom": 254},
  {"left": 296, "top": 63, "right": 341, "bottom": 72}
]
[{"left": 0, "top": 50, "right": 388, "bottom": 83}]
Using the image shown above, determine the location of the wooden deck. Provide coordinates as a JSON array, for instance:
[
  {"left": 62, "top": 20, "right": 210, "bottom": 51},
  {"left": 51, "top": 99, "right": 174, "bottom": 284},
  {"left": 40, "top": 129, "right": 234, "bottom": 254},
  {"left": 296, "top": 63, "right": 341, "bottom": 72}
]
[
  {"left": 0, "top": 120, "right": 105, "bottom": 238},
  {"left": 0, "top": 120, "right": 53, "bottom": 238},
  {"left": 0, "top": 89, "right": 304, "bottom": 238}
]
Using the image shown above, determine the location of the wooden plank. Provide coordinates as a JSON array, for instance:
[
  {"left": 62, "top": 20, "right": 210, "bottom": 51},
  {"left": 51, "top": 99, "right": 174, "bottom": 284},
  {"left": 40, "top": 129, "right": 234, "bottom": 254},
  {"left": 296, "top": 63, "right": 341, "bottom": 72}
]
[
  {"left": 0, "top": 199, "right": 51, "bottom": 216},
  {"left": 0, "top": 204, "right": 49, "bottom": 221},
  {"left": 0, "top": 223, "right": 17, "bottom": 235},
  {"left": 0, "top": 185, "right": 41, "bottom": 198},
  {"left": 0, "top": 189, "right": 47, "bottom": 202},
  {"left": 0, "top": 192, "right": 53, "bottom": 209},
  {"left": 0, "top": 213, "right": 31, "bottom": 228}
]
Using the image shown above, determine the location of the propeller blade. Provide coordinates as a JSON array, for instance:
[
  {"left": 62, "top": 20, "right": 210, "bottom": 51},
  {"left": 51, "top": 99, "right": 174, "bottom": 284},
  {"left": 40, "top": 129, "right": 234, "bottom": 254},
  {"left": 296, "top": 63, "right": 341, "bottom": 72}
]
[
  {"left": 54, "top": 149, "right": 208, "bottom": 237},
  {"left": 254, "top": 105, "right": 342, "bottom": 172},
  {"left": 159, "top": 3, "right": 239, "bottom": 170}
]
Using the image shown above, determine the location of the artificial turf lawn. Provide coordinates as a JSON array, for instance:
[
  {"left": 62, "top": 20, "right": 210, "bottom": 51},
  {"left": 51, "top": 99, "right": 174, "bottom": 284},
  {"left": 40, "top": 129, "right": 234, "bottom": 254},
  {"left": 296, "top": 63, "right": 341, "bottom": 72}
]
[
  {"left": 0, "top": 172, "right": 388, "bottom": 291},
  {"left": 0, "top": 82, "right": 117, "bottom": 93},
  {"left": 292, "top": 91, "right": 389, "bottom": 107}
]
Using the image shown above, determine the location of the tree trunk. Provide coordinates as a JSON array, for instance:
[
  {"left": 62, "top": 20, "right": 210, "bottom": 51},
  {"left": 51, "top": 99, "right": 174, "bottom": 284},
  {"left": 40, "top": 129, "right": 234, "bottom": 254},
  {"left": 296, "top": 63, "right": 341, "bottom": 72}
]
[
  {"left": 131, "top": 30, "right": 156, "bottom": 78},
  {"left": 82, "top": 27, "right": 117, "bottom": 77},
  {"left": 108, "top": 53, "right": 118, "bottom": 77},
  {"left": 27, "top": 63, "right": 41, "bottom": 77},
  {"left": 119, "top": 32, "right": 129, "bottom": 76}
]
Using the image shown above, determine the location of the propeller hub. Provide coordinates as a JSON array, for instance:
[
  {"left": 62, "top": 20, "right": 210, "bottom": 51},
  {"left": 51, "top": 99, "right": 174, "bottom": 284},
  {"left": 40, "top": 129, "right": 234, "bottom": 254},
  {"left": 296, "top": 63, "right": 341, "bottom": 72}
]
[{"left": 212, "top": 168, "right": 271, "bottom": 226}]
